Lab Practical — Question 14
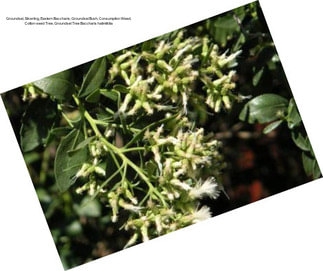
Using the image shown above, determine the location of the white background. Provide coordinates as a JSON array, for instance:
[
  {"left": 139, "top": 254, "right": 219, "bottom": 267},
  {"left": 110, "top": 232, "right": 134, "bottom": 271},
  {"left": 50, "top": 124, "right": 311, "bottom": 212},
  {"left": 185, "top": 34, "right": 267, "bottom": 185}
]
[{"left": 1, "top": 0, "right": 323, "bottom": 270}]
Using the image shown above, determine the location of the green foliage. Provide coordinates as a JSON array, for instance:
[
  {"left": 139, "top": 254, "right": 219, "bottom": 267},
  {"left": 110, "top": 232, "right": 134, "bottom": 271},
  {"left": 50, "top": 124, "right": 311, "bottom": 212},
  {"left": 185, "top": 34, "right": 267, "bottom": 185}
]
[
  {"left": 79, "top": 57, "right": 107, "bottom": 98},
  {"left": 2, "top": 2, "right": 320, "bottom": 269},
  {"left": 239, "top": 94, "right": 288, "bottom": 124},
  {"left": 16, "top": 21, "right": 246, "bottom": 248},
  {"left": 263, "top": 120, "right": 283, "bottom": 134},
  {"left": 287, "top": 98, "right": 301, "bottom": 129},
  {"left": 291, "top": 130, "right": 310, "bottom": 151},
  {"left": 209, "top": 13, "right": 240, "bottom": 47},
  {"left": 206, "top": 6, "right": 247, "bottom": 48},
  {"left": 54, "top": 129, "right": 88, "bottom": 192},
  {"left": 75, "top": 197, "right": 102, "bottom": 218},
  {"left": 240, "top": 93, "right": 321, "bottom": 179},
  {"left": 20, "top": 98, "right": 57, "bottom": 152},
  {"left": 33, "top": 70, "right": 75, "bottom": 101}
]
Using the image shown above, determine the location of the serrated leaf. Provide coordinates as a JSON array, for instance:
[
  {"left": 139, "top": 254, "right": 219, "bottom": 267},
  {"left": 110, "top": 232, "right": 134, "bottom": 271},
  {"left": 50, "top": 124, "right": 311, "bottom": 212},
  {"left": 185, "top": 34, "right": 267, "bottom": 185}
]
[
  {"left": 20, "top": 98, "right": 57, "bottom": 152},
  {"left": 79, "top": 57, "right": 107, "bottom": 97},
  {"left": 33, "top": 70, "right": 75, "bottom": 101},
  {"left": 263, "top": 120, "right": 283, "bottom": 134},
  {"left": 54, "top": 129, "right": 88, "bottom": 192},
  {"left": 239, "top": 94, "right": 288, "bottom": 124},
  {"left": 287, "top": 98, "right": 301, "bottom": 129},
  {"left": 291, "top": 130, "right": 310, "bottom": 151}
]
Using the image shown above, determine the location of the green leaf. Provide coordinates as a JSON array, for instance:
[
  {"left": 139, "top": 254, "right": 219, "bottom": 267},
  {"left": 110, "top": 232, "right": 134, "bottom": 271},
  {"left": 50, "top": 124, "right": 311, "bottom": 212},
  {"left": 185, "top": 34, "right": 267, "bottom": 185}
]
[
  {"left": 287, "top": 98, "right": 301, "bottom": 129},
  {"left": 263, "top": 120, "right": 283, "bottom": 134},
  {"left": 106, "top": 54, "right": 115, "bottom": 63},
  {"left": 313, "top": 160, "right": 321, "bottom": 179},
  {"left": 146, "top": 160, "right": 158, "bottom": 179},
  {"left": 66, "top": 221, "right": 82, "bottom": 236},
  {"left": 33, "top": 70, "right": 75, "bottom": 101},
  {"left": 302, "top": 152, "right": 313, "bottom": 176},
  {"left": 141, "top": 39, "right": 154, "bottom": 51},
  {"left": 45, "top": 126, "right": 73, "bottom": 145},
  {"left": 100, "top": 89, "right": 118, "bottom": 101},
  {"left": 232, "top": 33, "right": 246, "bottom": 52},
  {"left": 79, "top": 57, "right": 107, "bottom": 98},
  {"left": 302, "top": 152, "right": 321, "bottom": 178},
  {"left": 76, "top": 197, "right": 102, "bottom": 217},
  {"left": 85, "top": 88, "right": 100, "bottom": 103},
  {"left": 291, "top": 130, "right": 310, "bottom": 151},
  {"left": 54, "top": 129, "right": 88, "bottom": 192},
  {"left": 96, "top": 110, "right": 114, "bottom": 121},
  {"left": 239, "top": 94, "right": 288, "bottom": 124},
  {"left": 68, "top": 136, "right": 94, "bottom": 155},
  {"left": 36, "top": 188, "right": 52, "bottom": 204},
  {"left": 50, "top": 127, "right": 73, "bottom": 137},
  {"left": 211, "top": 14, "right": 240, "bottom": 47},
  {"left": 113, "top": 84, "right": 128, "bottom": 93},
  {"left": 252, "top": 67, "right": 264, "bottom": 86},
  {"left": 23, "top": 152, "right": 41, "bottom": 164},
  {"left": 20, "top": 98, "right": 57, "bottom": 152},
  {"left": 255, "top": 46, "right": 276, "bottom": 70}
]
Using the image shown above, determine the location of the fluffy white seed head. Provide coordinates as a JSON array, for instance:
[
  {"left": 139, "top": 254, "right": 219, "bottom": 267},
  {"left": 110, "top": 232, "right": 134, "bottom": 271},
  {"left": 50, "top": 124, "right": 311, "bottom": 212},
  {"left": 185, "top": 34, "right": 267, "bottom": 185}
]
[
  {"left": 191, "top": 206, "right": 212, "bottom": 223},
  {"left": 189, "top": 178, "right": 220, "bottom": 199}
]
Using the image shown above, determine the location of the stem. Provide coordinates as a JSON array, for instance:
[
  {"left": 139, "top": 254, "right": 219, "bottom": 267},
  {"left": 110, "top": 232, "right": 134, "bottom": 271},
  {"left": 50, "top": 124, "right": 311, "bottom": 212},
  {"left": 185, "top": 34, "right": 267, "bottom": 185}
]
[
  {"left": 83, "top": 121, "right": 88, "bottom": 138},
  {"left": 58, "top": 104, "right": 74, "bottom": 128},
  {"left": 121, "top": 147, "right": 146, "bottom": 153},
  {"left": 93, "top": 120, "right": 141, "bottom": 133},
  {"left": 101, "top": 137, "right": 148, "bottom": 181},
  {"left": 91, "top": 163, "right": 125, "bottom": 200},
  {"left": 122, "top": 164, "right": 128, "bottom": 188},
  {"left": 84, "top": 110, "right": 102, "bottom": 137},
  {"left": 102, "top": 135, "right": 167, "bottom": 206},
  {"left": 73, "top": 94, "right": 167, "bottom": 207}
]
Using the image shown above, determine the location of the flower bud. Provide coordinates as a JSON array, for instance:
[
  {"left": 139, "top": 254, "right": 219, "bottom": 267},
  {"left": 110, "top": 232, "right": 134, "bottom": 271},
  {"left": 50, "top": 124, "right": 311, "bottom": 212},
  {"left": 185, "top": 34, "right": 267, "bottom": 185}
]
[
  {"left": 94, "top": 166, "right": 106, "bottom": 177},
  {"left": 157, "top": 60, "right": 173, "bottom": 72},
  {"left": 116, "top": 51, "right": 131, "bottom": 63},
  {"left": 121, "top": 70, "right": 130, "bottom": 85},
  {"left": 222, "top": 95, "right": 231, "bottom": 110},
  {"left": 124, "top": 233, "right": 138, "bottom": 249}
]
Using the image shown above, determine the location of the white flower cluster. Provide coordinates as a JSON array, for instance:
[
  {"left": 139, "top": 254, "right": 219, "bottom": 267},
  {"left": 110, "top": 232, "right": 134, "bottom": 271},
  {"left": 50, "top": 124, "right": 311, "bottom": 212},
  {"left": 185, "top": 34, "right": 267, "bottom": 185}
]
[
  {"left": 110, "top": 31, "right": 240, "bottom": 117},
  {"left": 120, "top": 122, "right": 223, "bottom": 242},
  {"left": 74, "top": 29, "right": 240, "bottom": 247}
]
